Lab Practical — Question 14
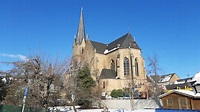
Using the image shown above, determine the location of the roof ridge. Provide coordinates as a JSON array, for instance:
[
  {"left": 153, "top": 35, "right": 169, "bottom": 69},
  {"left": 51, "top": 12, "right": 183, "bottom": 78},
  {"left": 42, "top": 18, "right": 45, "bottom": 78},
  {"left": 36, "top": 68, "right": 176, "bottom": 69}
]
[
  {"left": 108, "top": 33, "right": 129, "bottom": 45},
  {"left": 90, "top": 40, "right": 107, "bottom": 45}
]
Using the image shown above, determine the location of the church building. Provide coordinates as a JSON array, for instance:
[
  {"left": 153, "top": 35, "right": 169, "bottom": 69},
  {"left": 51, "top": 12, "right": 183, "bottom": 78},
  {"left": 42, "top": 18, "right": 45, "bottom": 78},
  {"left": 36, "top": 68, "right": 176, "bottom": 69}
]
[{"left": 72, "top": 9, "right": 147, "bottom": 97}]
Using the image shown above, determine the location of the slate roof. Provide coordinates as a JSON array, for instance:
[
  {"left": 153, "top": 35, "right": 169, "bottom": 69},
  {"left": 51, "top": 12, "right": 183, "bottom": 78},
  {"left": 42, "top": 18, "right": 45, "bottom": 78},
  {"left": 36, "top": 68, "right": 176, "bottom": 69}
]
[
  {"left": 166, "top": 83, "right": 191, "bottom": 90},
  {"left": 158, "top": 73, "right": 176, "bottom": 83},
  {"left": 90, "top": 41, "right": 107, "bottom": 54},
  {"left": 148, "top": 73, "right": 178, "bottom": 83},
  {"left": 176, "top": 77, "right": 193, "bottom": 82},
  {"left": 90, "top": 33, "right": 140, "bottom": 54},
  {"left": 76, "top": 8, "right": 86, "bottom": 45},
  {"left": 107, "top": 33, "right": 140, "bottom": 51},
  {"left": 99, "top": 69, "right": 116, "bottom": 79},
  {"left": 148, "top": 75, "right": 161, "bottom": 83}
]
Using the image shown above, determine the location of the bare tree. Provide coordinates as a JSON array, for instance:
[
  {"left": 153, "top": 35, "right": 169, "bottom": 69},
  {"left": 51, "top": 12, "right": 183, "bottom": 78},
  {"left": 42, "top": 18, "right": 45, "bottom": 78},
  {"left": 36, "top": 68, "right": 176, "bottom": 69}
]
[
  {"left": 147, "top": 54, "right": 162, "bottom": 107},
  {"left": 2, "top": 54, "right": 69, "bottom": 111}
]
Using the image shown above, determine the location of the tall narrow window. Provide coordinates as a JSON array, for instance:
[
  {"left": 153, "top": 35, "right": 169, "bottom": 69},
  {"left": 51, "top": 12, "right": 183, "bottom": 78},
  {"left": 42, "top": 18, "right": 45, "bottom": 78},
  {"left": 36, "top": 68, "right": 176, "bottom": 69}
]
[
  {"left": 110, "top": 59, "right": 115, "bottom": 70},
  {"left": 124, "top": 57, "right": 129, "bottom": 75},
  {"left": 103, "top": 81, "right": 105, "bottom": 89},
  {"left": 135, "top": 58, "right": 139, "bottom": 76}
]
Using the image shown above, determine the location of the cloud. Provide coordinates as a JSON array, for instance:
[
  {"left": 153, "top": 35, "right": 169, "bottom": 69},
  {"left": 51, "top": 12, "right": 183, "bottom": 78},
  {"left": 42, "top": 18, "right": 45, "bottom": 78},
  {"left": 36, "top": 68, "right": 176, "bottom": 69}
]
[{"left": 0, "top": 53, "right": 28, "bottom": 61}]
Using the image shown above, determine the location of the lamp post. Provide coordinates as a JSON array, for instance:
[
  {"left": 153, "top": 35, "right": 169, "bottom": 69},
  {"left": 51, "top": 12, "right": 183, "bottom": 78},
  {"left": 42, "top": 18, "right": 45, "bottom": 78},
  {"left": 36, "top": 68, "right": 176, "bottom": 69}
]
[
  {"left": 22, "top": 86, "right": 29, "bottom": 112},
  {"left": 129, "top": 51, "right": 134, "bottom": 110}
]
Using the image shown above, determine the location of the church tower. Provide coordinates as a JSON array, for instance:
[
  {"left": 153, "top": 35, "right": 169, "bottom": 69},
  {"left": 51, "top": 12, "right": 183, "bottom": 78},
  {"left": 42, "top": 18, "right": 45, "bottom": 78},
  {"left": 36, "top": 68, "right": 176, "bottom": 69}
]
[{"left": 72, "top": 8, "right": 86, "bottom": 63}]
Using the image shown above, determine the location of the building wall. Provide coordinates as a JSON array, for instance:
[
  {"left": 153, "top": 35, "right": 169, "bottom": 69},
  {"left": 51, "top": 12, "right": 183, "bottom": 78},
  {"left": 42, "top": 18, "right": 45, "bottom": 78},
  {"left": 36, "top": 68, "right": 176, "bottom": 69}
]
[
  {"left": 100, "top": 79, "right": 131, "bottom": 95},
  {"left": 102, "top": 99, "right": 159, "bottom": 110},
  {"left": 191, "top": 99, "right": 200, "bottom": 110},
  {"left": 170, "top": 74, "right": 179, "bottom": 83}
]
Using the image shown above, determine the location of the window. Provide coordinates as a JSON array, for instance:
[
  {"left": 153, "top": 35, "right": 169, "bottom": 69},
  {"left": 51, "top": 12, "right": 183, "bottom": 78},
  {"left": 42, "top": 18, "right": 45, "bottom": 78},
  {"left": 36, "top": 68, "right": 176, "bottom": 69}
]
[
  {"left": 117, "top": 55, "right": 120, "bottom": 68},
  {"left": 167, "top": 98, "right": 173, "bottom": 107},
  {"left": 110, "top": 59, "right": 115, "bottom": 70},
  {"left": 135, "top": 58, "right": 139, "bottom": 76},
  {"left": 124, "top": 57, "right": 129, "bottom": 75},
  {"left": 179, "top": 98, "right": 187, "bottom": 109},
  {"left": 103, "top": 81, "right": 105, "bottom": 89}
]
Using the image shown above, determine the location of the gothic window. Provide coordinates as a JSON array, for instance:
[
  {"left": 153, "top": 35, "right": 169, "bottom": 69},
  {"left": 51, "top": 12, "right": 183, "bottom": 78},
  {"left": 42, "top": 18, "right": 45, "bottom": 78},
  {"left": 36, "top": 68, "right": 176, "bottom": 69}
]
[
  {"left": 124, "top": 57, "right": 129, "bottom": 75},
  {"left": 110, "top": 59, "right": 115, "bottom": 70},
  {"left": 135, "top": 58, "right": 139, "bottom": 76}
]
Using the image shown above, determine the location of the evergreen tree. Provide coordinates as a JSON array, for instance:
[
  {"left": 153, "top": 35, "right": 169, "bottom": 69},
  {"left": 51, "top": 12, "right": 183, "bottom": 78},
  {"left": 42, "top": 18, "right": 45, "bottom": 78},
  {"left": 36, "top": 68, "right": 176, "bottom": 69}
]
[{"left": 0, "top": 77, "right": 7, "bottom": 102}]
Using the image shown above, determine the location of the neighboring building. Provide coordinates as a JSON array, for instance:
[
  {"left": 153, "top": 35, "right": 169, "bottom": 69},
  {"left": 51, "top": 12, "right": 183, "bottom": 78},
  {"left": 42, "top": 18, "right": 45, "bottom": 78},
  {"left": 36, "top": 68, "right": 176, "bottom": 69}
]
[
  {"left": 159, "top": 71, "right": 200, "bottom": 110},
  {"left": 148, "top": 73, "right": 179, "bottom": 90},
  {"left": 159, "top": 90, "right": 200, "bottom": 110},
  {"left": 71, "top": 8, "right": 147, "bottom": 96},
  {"left": 166, "top": 77, "right": 193, "bottom": 91},
  {"left": 158, "top": 73, "right": 179, "bottom": 84}
]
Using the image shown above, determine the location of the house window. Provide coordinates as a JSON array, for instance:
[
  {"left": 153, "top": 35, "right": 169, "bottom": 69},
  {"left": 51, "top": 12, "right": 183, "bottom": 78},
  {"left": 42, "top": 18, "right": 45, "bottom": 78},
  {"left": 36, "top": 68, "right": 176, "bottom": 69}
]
[
  {"left": 167, "top": 98, "right": 173, "bottom": 107},
  {"left": 110, "top": 59, "right": 115, "bottom": 70},
  {"left": 179, "top": 98, "right": 187, "bottom": 109},
  {"left": 135, "top": 58, "right": 139, "bottom": 76},
  {"left": 124, "top": 57, "right": 129, "bottom": 75},
  {"left": 103, "top": 81, "right": 105, "bottom": 89}
]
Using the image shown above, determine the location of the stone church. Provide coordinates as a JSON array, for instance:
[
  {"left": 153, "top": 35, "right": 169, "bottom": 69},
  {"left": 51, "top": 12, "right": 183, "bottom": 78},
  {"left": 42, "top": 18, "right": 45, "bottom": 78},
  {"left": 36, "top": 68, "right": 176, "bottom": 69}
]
[{"left": 72, "top": 9, "right": 147, "bottom": 97}]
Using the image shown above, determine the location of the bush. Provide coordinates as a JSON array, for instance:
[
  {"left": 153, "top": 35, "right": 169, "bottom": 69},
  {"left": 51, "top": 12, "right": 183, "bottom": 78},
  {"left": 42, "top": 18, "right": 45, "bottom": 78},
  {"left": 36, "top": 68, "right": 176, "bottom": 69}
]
[
  {"left": 77, "top": 99, "right": 92, "bottom": 109},
  {"left": 110, "top": 89, "right": 123, "bottom": 98}
]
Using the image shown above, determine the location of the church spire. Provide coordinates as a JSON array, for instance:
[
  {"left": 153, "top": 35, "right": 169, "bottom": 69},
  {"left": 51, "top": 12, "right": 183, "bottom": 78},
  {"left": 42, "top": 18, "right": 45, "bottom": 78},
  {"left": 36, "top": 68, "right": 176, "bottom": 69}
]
[{"left": 76, "top": 7, "right": 86, "bottom": 45}]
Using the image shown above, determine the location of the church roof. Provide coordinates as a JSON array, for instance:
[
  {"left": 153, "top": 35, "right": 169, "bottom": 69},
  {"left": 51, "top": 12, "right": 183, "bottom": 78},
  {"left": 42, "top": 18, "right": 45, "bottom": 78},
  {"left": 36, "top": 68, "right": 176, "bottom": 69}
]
[
  {"left": 107, "top": 33, "right": 140, "bottom": 51},
  {"left": 90, "top": 33, "right": 140, "bottom": 54},
  {"left": 90, "top": 41, "right": 107, "bottom": 54},
  {"left": 99, "top": 69, "right": 116, "bottom": 79}
]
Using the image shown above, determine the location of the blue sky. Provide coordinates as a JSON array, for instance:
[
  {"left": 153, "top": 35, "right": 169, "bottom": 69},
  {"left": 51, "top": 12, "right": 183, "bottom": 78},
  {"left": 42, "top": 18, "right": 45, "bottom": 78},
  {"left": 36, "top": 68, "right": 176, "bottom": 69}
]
[{"left": 0, "top": 0, "right": 199, "bottom": 78}]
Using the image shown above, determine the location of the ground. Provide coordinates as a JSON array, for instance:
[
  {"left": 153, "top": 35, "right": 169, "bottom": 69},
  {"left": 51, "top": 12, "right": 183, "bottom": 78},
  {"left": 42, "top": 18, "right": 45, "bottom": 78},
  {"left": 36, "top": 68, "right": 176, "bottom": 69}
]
[{"left": 49, "top": 107, "right": 200, "bottom": 112}]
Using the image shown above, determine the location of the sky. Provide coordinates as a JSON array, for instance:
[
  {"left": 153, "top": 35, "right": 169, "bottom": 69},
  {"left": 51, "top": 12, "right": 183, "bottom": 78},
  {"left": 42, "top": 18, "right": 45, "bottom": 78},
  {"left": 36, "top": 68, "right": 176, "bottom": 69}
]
[{"left": 0, "top": 0, "right": 199, "bottom": 78}]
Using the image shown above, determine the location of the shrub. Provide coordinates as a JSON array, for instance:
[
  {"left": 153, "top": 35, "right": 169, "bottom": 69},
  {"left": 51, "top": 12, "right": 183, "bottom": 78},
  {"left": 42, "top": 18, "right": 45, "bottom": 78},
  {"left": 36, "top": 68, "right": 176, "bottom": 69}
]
[{"left": 110, "top": 89, "right": 123, "bottom": 98}]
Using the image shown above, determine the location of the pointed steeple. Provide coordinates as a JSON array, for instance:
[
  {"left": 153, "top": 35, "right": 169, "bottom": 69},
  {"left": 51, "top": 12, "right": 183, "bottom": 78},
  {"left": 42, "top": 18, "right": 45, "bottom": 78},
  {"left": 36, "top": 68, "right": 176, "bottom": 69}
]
[{"left": 76, "top": 7, "right": 86, "bottom": 45}]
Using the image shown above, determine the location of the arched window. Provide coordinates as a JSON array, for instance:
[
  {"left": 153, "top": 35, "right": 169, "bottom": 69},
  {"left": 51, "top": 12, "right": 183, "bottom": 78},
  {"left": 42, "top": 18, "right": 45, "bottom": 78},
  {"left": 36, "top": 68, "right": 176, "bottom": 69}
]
[
  {"left": 135, "top": 58, "right": 139, "bottom": 76},
  {"left": 110, "top": 59, "right": 115, "bottom": 70},
  {"left": 124, "top": 57, "right": 129, "bottom": 75}
]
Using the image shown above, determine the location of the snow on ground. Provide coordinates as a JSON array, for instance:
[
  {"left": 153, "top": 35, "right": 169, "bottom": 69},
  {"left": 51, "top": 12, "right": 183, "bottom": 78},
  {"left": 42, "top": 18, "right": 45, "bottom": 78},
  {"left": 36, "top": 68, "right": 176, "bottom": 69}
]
[
  {"left": 49, "top": 107, "right": 200, "bottom": 112},
  {"left": 52, "top": 109, "right": 200, "bottom": 112},
  {"left": 77, "top": 109, "right": 200, "bottom": 112}
]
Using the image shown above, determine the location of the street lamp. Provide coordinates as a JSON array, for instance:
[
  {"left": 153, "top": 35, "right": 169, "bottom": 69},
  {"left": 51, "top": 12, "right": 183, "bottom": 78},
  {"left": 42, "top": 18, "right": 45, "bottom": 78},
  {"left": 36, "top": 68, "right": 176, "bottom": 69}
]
[
  {"left": 129, "top": 50, "right": 134, "bottom": 110},
  {"left": 22, "top": 86, "right": 29, "bottom": 112}
]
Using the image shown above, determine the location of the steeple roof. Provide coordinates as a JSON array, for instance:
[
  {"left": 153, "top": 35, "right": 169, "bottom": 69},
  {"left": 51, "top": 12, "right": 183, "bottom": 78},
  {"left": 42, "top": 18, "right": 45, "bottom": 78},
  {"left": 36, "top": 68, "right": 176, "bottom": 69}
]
[{"left": 76, "top": 7, "right": 86, "bottom": 45}]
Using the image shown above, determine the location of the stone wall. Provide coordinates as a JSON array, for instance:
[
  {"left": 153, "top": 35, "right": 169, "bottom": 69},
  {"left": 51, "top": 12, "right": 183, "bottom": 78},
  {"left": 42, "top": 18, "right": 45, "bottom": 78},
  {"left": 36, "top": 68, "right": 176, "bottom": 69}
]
[{"left": 102, "top": 99, "right": 159, "bottom": 110}]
